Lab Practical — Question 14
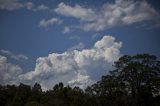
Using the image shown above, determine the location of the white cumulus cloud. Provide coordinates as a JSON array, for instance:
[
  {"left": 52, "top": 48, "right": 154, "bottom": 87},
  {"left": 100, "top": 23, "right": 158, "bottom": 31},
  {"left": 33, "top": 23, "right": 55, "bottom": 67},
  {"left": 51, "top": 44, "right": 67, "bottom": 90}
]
[
  {"left": 55, "top": 2, "right": 96, "bottom": 21},
  {"left": 0, "top": 55, "right": 22, "bottom": 85},
  {"left": 0, "top": 35, "right": 122, "bottom": 91},
  {"left": 55, "top": 0, "right": 160, "bottom": 31},
  {"left": 19, "top": 35, "right": 122, "bottom": 90}
]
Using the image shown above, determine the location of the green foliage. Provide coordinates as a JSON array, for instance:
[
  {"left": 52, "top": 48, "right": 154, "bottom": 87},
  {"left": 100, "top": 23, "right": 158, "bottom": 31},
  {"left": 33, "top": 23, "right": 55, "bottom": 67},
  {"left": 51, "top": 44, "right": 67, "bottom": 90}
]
[{"left": 0, "top": 54, "right": 160, "bottom": 106}]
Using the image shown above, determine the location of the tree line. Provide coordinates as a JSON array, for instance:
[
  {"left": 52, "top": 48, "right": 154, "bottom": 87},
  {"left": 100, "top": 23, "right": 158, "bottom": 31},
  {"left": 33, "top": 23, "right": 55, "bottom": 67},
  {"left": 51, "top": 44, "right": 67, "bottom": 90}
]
[{"left": 0, "top": 54, "right": 160, "bottom": 106}]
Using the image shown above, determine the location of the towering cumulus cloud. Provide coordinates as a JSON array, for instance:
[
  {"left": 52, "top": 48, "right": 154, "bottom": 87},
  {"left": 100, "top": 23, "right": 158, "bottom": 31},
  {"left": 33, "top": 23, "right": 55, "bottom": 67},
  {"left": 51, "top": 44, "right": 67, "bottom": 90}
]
[{"left": 18, "top": 35, "right": 122, "bottom": 90}]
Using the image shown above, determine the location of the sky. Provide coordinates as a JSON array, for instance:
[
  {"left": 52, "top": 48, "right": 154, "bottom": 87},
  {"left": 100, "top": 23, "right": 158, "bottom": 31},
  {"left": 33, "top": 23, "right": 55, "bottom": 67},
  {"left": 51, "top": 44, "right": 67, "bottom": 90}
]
[{"left": 0, "top": 0, "right": 160, "bottom": 90}]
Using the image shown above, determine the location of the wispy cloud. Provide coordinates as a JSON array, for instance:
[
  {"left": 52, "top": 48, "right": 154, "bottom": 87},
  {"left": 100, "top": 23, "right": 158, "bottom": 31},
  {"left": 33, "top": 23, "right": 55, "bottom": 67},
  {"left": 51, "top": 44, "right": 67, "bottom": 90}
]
[
  {"left": 39, "top": 17, "right": 62, "bottom": 28},
  {"left": 69, "top": 35, "right": 80, "bottom": 40},
  {"left": 0, "top": 50, "right": 28, "bottom": 61},
  {"left": 91, "top": 33, "right": 101, "bottom": 39},
  {"left": 67, "top": 42, "right": 85, "bottom": 51},
  {"left": 55, "top": 0, "right": 160, "bottom": 31},
  {"left": 63, "top": 26, "right": 70, "bottom": 34},
  {"left": 0, "top": 0, "right": 49, "bottom": 11},
  {"left": 33, "top": 4, "right": 49, "bottom": 11},
  {"left": 0, "top": 0, "right": 24, "bottom": 11}
]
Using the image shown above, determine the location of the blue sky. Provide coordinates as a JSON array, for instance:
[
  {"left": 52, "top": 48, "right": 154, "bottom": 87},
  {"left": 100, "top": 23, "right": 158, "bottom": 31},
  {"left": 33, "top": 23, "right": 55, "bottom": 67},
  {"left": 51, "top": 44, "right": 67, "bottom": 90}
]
[{"left": 0, "top": 0, "right": 160, "bottom": 90}]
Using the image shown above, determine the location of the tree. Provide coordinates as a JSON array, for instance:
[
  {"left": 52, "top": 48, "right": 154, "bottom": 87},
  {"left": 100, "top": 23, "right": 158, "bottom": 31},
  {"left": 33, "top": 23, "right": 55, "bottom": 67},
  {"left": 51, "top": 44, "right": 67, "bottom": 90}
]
[
  {"left": 24, "top": 101, "right": 43, "bottom": 106},
  {"left": 32, "top": 83, "right": 42, "bottom": 93},
  {"left": 114, "top": 54, "right": 160, "bottom": 106},
  {"left": 27, "top": 83, "right": 42, "bottom": 103},
  {"left": 12, "top": 83, "right": 31, "bottom": 106},
  {"left": 87, "top": 54, "right": 160, "bottom": 106}
]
